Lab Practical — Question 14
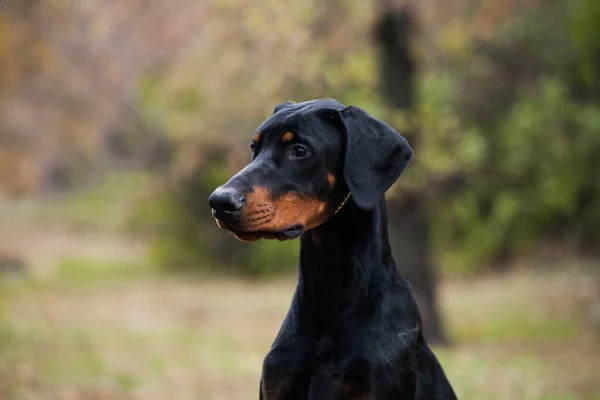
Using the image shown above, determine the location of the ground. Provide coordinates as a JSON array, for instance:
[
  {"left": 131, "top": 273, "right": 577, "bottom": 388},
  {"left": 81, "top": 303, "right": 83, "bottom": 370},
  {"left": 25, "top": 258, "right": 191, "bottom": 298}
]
[
  {"left": 0, "top": 175, "right": 599, "bottom": 399},
  {"left": 2, "top": 258, "right": 598, "bottom": 399}
]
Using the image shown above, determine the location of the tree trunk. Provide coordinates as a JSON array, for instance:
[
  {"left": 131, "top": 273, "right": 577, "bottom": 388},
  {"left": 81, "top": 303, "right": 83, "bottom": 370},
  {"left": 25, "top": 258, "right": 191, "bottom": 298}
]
[
  {"left": 374, "top": 2, "right": 450, "bottom": 345},
  {"left": 387, "top": 194, "right": 449, "bottom": 344}
]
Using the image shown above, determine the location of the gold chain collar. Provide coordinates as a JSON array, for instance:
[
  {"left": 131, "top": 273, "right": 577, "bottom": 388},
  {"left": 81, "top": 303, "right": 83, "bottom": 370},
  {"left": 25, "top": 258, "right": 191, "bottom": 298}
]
[{"left": 333, "top": 192, "right": 352, "bottom": 215}]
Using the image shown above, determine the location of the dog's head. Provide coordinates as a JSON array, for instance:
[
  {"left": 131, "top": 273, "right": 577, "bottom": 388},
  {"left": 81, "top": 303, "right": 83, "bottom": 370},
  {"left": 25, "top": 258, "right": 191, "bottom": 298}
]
[{"left": 208, "top": 99, "right": 413, "bottom": 242}]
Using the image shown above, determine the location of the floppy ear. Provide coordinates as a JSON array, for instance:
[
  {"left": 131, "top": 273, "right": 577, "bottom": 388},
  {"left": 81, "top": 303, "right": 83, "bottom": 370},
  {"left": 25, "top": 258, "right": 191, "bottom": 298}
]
[
  {"left": 272, "top": 101, "right": 296, "bottom": 115},
  {"left": 340, "top": 106, "right": 413, "bottom": 210}
]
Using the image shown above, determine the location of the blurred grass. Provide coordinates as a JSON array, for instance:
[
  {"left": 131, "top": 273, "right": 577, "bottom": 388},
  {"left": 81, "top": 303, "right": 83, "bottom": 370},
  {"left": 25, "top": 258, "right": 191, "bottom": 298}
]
[
  {"left": 55, "top": 257, "right": 154, "bottom": 286},
  {"left": 0, "top": 170, "right": 148, "bottom": 232},
  {"left": 37, "top": 171, "right": 148, "bottom": 231},
  {"left": 0, "top": 258, "right": 598, "bottom": 399}
]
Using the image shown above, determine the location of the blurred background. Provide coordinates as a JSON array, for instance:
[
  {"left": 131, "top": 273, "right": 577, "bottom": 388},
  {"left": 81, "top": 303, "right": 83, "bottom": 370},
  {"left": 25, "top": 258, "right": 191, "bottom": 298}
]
[{"left": 1, "top": 0, "right": 599, "bottom": 398}]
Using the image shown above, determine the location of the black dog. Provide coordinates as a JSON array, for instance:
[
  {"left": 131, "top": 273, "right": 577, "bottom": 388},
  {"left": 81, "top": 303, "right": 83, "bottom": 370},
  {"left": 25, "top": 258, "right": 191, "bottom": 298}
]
[{"left": 209, "top": 99, "right": 457, "bottom": 399}]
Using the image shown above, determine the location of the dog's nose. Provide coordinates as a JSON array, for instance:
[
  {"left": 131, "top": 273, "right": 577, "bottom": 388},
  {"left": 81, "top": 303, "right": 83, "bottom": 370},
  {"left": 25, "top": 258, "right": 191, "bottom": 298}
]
[{"left": 209, "top": 187, "right": 245, "bottom": 213}]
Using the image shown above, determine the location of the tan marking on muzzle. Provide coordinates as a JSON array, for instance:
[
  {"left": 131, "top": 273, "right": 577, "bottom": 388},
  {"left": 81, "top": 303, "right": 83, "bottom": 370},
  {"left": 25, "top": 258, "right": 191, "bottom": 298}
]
[{"left": 240, "top": 186, "right": 330, "bottom": 232}]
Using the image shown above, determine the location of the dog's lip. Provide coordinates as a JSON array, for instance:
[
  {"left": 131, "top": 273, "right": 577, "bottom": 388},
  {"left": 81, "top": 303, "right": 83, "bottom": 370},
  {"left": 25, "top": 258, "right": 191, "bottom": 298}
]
[
  {"left": 212, "top": 212, "right": 303, "bottom": 240},
  {"left": 278, "top": 225, "right": 303, "bottom": 239}
]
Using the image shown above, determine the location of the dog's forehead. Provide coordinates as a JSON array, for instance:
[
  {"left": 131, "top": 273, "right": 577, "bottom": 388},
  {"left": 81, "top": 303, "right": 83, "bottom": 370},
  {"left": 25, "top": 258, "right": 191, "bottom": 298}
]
[
  {"left": 256, "top": 99, "right": 346, "bottom": 141},
  {"left": 257, "top": 113, "right": 303, "bottom": 138}
]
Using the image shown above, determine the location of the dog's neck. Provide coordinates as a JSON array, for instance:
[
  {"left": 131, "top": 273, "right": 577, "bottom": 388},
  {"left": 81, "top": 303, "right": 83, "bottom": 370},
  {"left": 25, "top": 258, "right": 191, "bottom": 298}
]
[{"left": 297, "top": 197, "right": 400, "bottom": 334}]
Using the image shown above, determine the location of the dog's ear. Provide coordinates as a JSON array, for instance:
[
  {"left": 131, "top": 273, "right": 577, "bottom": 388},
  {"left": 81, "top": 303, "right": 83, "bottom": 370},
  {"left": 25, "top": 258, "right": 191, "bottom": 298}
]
[
  {"left": 339, "top": 106, "right": 413, "bottom": 210},
  {"left": 272, "top": 101, "right": 296, "bottom": 115}
]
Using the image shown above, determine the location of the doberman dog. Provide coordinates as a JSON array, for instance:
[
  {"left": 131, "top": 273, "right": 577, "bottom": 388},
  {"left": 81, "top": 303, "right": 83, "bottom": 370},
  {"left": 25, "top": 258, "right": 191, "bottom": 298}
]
[{"left": 209, "top": 99, "right": 457, "bottom": 399}]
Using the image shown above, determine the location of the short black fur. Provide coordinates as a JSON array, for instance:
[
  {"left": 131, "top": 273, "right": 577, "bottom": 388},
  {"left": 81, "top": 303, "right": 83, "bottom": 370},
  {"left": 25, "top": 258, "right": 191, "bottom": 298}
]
[{"left": 209, "top": 99, "right": 457, "bottom": 399}]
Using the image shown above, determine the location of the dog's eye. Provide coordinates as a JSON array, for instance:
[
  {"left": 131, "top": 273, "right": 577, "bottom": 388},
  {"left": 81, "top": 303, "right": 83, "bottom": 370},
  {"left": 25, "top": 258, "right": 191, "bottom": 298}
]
[{"left": 290, "top": 145, "right": 309, "bottom": 159}]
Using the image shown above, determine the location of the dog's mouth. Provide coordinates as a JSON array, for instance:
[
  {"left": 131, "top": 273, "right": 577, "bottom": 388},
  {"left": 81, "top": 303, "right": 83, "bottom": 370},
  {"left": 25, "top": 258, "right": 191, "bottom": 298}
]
[{"left": 212, "top": 211, "right": 303, "bottom": 242}]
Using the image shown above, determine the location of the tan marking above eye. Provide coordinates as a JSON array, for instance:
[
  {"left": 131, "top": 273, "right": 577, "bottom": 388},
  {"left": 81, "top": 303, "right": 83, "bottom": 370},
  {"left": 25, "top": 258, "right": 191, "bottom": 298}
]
[
  {"left": 327, "top": 173, "right": 336, "bottom": 188},
  {"left": 253, "top": 132, "right": 261, "bottom": 144},
  {"left": 282, "top": 131, "right": 294, "bottom": 144}
]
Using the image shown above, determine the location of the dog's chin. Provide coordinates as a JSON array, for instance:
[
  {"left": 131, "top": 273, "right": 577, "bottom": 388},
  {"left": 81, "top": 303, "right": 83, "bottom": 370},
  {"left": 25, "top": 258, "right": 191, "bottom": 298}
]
[{"left": 215, "top": 219, "right": 303, "bottom": 242}]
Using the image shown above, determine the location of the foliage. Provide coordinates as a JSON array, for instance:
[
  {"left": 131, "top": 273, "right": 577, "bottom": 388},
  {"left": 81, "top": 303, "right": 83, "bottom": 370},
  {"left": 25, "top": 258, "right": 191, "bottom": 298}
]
[
  {"left": 428, "top": 0, "right": 600, "bottom": 271},
  {"left": 129, "top": 0, "right": 600, "bottom": 276},
  {"left": 0, "top": 0, "right": 206, "bottom": 196},
  {"left": 2, "top": 0, "right": 591, "bottom": 275}
]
